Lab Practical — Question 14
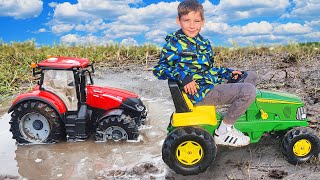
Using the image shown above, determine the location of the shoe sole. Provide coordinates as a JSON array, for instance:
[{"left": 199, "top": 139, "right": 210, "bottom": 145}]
[{"left": 214, "top": 138, "right": 250, "bottom": 147}]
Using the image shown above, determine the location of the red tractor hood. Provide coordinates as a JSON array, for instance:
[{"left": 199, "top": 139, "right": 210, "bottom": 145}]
[
  {"left": 86, "top": 85, "right": 139, "bottom": 110},
  {"left": 88, "top": 85, "right": 138, "bottom": 99}
]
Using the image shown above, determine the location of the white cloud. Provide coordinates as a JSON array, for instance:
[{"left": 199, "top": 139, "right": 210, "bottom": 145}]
[
  {"left": 48, "top": 2, "right": 58, "bottom": 8},
  {"left": 60, "top": 34, "right": 114, "bottom": 46},
  {"left": 103, "top": 23, "right": 149, "bottom": 39},
  {"left": 145, "top": 29, "right": 168, "bottom": 43},
  {"left": 289, "top": 0, "right": 320, "bottom": 19},
  {"left": 44, "top": 0, "right": 320, "bottom": 46},
  {"left": 120, "top": 37, "right": 138, "bottom": 46},
  {"left": 304, "top": 32, "right": 320, "bottom": 39},
  {"left": 218, "top": 0, "right": 289, "bottom": 13},
  {"left": 77, "top": 0, "right": 130, "bottom": 20},
  {"left": 219, "top": 0, "right": 289, "bottom": 10},
  {"left": 118, "top": 1, "right": 179, "bottom": 24},
  {"left": 203, "top": 21, "right": 273, "bottom": 36},
  {"left": 104, "top": 31, "right": 140, "bottom": 40},
  {"left": 60, "top": 34, "right": 78, "bottom": 45},
  {"left": 32, "top": 28, "right": 47, "bottom": 34},
  {"left": 205, "top": 0, "right": 290, "bottom": 22},
  {"left": 203, "top": 20, "right": 317, "bottom": 46},
  {"left": 150, "top": 18, "right": 179, "bottom": 33},
  {"left": 228, "top": 34, "right": 288, "bottom": 46},
  {"left": 204, "top": 22, "right": 229, "bottom": 33},
  {"left": 50, "top": 0, "right": 176, "bottom": 44},
  {"left": 53, "top": 0, "right": 142, "bottom": 23},
  {"left": 38, "top": 28, "right": 47, "bottom": 33},
  {"left": 53, "top": 2, "right": 94, "bottom": 23},
  {"left": 0, "top": 0, "right": 43, "bottom": 19},
  {"left": 239, "top": 21, "right": 273, "bottom": 35},
  {"left": 52, "top": 24, "right": 74, "bottom": 34},
  {"left": 109, "top": 24, "right": 149, "bottom": 32},
  {"left": 125, "top": 0, "right": 142, "bottom": 4},
  {"left": 75, "top": 19, "right": 106, "bottom": 32},
  {"left": 119, "top": 8, "right": 178, "bottom": 43},
  {"left": 202, "top": 0, "right": 216, "bottom": 12},
  {"left": 274, "top": 23, "right": 312, "bottom": 35},
  {"left": 305, "top": 20, "right": 320, "bottom": 29}
]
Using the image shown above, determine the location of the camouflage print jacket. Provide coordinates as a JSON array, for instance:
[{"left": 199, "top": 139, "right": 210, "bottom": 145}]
[{"left": 153, "top": 29, "right": 233, "bottom": 104}]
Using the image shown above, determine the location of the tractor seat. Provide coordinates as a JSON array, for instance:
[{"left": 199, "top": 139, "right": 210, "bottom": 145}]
[
  {"left": 168, "top": 79, "right": 218, "bottom": 126},
  {"left": 168, "top": 79, "right": 193, "bottom": 113},
  {"left": 45, "top": 79, "right": 78, "bottom": 111}
]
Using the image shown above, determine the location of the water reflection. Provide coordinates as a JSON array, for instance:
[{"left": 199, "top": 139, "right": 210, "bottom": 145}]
[
  {"left": 3, "top": 98, "right": 172, "bottom": 179},
  {"left": 15, "top": 142, "right": 114, "bottom": 179}
]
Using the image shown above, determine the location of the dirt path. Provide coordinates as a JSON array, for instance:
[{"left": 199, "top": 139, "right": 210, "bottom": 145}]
[{"left": 0, "top": 65, "right": 319, "bottom": 180}]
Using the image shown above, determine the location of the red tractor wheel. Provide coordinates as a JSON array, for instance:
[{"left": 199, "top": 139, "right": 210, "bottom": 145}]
[
  {"left": 95, "top": 115, "right": 139, "bottom": 142},
  {"left": 9, "top": 101, "right": 65, "bottom": 144}
]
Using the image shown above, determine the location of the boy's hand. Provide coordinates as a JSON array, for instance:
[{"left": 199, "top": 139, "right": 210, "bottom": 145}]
[
  {"left": 184, "top": 80, "right": 197, "bottom": 95},
  {"left": 232, "top": 70, "right": 242, "bottom": 80}
]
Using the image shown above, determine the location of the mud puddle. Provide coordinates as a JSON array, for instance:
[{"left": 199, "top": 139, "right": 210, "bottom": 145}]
[{"left": 0, "top": 97, "right": 174, "bottom": 180}]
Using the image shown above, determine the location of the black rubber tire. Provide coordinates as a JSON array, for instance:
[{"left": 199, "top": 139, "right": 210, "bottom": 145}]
[
  {"left": 95, "top": 115, "right": 139, "bottom": 141},
  {"left": 9, "top": 101, "right": 65, "bottom": 144},
  {"left": 162, "top": 127, "right": 217, "bottom": 176},
  {"left": 281, "top": 127, "right": 320, "bottom": 164},
  {"left": 139, "top": 110, "right": 147, "bottom": 126}
]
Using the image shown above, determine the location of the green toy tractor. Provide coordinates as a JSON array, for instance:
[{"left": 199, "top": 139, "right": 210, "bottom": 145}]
[{"left": 162, "top": 72, "right": 320, "bottom": 176}]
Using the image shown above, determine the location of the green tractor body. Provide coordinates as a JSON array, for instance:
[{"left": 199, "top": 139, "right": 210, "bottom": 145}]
[
  {"left": 163, "top": 80, "right": 319, "bottom": 176},
  {"left": 168, "top": 89, "right": 308, "bottom": 143}
]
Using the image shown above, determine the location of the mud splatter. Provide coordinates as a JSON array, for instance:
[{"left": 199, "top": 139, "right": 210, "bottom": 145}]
[{"left": 268, "top": 169, "right": 288, "bottom": 179}]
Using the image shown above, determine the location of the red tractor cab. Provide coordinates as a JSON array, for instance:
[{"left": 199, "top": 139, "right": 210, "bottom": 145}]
[{"left": 8, "top": 57, "right": 147, "bottom": 144}]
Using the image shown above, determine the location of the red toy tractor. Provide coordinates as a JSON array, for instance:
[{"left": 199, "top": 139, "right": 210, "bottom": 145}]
[{"left": 8, "top": 56, "right": 147, "bottom": 144}]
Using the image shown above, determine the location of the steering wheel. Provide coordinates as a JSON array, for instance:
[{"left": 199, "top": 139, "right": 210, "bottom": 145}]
[{"left": 227, "top": 71, "right": 248, "bottom": 83}]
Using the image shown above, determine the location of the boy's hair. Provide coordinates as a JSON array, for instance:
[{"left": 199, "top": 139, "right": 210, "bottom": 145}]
[{"left": 178, "top": 0, "right": 204, "bottom": 19}]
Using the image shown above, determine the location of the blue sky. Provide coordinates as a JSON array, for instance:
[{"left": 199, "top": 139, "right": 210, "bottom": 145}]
[{"left": 0, "top": 0, "right": 319, "bottom": 47}]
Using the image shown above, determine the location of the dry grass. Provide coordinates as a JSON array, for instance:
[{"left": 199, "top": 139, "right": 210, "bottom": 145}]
[
  {"left": 1, "top": 41, "right": 319, "bottom": 99},
  {"left": 0, "top": 41, "right": 160, "bottom": 97}
]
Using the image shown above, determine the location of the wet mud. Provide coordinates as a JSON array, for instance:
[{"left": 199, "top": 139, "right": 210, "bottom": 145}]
[{"left": 0, "top": 67, "right": 319, "bottom": 180}]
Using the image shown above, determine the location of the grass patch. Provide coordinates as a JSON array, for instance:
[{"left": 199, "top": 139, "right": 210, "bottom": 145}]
[
  {"left": 1, "top": 41, "right": 319, "bottom": 98},
  {"left": 0, "top": 41, "right": 160, "bottom": 97}
]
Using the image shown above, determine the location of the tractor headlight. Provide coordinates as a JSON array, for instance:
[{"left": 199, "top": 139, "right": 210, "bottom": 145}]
[{"left": 296, "top": 107, "right": 307, "bottom": 120}]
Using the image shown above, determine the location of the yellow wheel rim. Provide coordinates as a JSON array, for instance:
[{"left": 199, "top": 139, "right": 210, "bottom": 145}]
[
  {"left": 176, "top": 141, "right": 203, "bottom": 165},
  {"left": 293, "top": 139, "right": 312, "bottom": 157}
]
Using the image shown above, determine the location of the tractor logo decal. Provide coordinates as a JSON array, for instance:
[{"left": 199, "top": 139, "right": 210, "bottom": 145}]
[
  {"left": 257, "top": 98, "right": 302, "bottom": 105},
  {"left": 102, "top": 94, "right": 123, "bottom": 102},
  {"left": 47, "top": 57, "right": 58, "bottom": 62}
]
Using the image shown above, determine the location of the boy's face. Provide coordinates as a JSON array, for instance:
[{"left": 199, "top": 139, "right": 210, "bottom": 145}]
[{"left": 176, "top": 11, "right": 204, "bottom": 38}]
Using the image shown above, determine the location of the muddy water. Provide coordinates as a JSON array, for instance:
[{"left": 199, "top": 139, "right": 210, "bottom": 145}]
[
  {"left": 0, "top": 98, "right": 173, "bottom": 180},
  {"left": 0, "top": 113, "right": 18, "bottom": 176},
  {"left": 0, "top": 69, "right": 174, "bottom": 179}
]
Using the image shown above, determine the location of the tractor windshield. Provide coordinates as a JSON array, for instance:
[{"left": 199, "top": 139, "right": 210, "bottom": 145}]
[{"left": 42, "top": 70, "right": 78, "bottom": 111}]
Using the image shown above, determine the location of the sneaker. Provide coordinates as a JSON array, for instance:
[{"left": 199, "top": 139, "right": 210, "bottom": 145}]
[{"left": 214, "top": 126, "right": 250, "bottom": 147}]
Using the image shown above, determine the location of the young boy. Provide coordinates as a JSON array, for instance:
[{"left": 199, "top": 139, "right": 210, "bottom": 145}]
[{"left": 153, "top": 0, "right": 257, "bottom": 147}]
